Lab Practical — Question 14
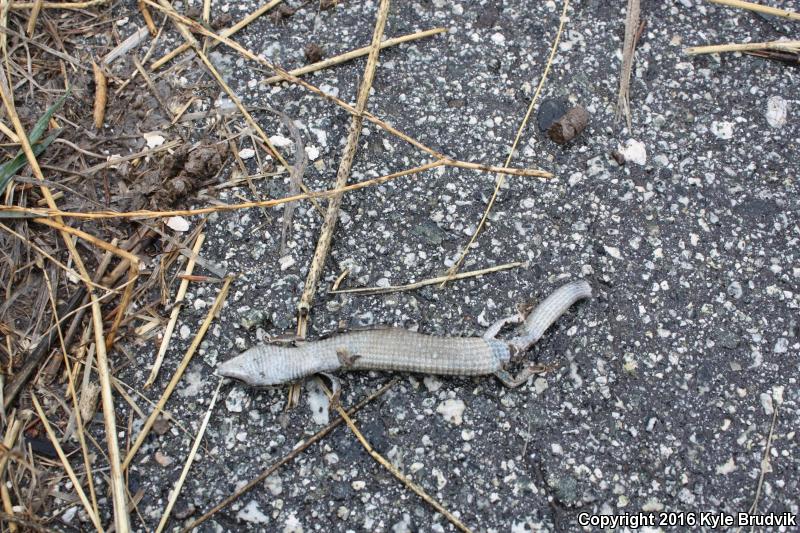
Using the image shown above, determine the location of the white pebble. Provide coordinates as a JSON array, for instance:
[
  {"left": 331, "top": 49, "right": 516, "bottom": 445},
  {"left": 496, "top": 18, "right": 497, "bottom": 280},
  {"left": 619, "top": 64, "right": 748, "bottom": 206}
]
[
  {"left": 304, "top": 145, "right": 320, "bottom": 160},
  {"left": 618, "top": 139, "right": 647, "bottom": 165},
  {"left": 436, "top": 399, "right": 466, "bottom": 425},
  {"left": 711, "top": 121, "right": 734, "bottom": 140},
  {"left": 278, "top": 255, "right": 296, "bottom": 271},
  {"left": 237, "top": 501, "right": 269, "bottom": 524},
  {"left": 765, "top": 96, "right": 788, "bottom": 129},
  {"left": 491, "top": 32, "right": 505, "bottom": 45},
  {"left": 269, "top": 135, "right": 293, "bottom": 148},
  {"left": 239, "top": 148, "right": 256, "bottom": 159}
]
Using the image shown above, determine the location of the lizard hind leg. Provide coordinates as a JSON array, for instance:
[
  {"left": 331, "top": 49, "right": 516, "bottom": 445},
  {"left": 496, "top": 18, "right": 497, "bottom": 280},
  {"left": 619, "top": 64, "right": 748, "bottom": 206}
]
[{"left": 494, "top": 363, "right": 549, "bottom": 388}]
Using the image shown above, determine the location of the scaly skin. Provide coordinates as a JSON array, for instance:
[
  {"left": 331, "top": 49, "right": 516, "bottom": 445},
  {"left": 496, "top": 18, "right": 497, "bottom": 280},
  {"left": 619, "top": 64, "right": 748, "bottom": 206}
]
[{"left": 218, "top": 280, "right": 592, "bottom": 388}]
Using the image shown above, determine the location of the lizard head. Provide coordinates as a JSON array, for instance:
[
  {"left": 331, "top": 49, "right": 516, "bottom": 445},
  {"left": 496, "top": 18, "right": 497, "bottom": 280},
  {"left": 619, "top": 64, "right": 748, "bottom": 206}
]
[{"left": 217, "top": 344, "right": 297, "bottom": 387}]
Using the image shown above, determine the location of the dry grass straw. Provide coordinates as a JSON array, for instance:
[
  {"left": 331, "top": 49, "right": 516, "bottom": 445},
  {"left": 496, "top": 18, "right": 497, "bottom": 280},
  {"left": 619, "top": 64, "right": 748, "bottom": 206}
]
[
  {"left": 141, "top": 0, "right": 551, "bottom": 179},
  {"left": 91, "top": 60, "right": 107, "bottom": 128},
  {"left": 331, "top": 261, "right": 524, "bottom": 296},
  {"left": 324, "top": 382, "right": 473, "bottom": 533},
  {"left": 262, "top": 27, "right": 447, "bottom": 84},
  {"left": 296, "top": 0, "right": 391, "bottom": 337},
  {"left": 31, "top": 394, "right": 104, "bottom": 532},
  {"left": 707, "top": 0, "right": 800, "bottom": 21},
  {"left": 150, "top": 0, "right": 283, "bottom": 70},
  {"left": 138, "top": 0, "right": 157, "bottom": 36},
  {"left": 442, "top": 0, "right": 570, "bottom": 285},
  {"left": 25, "top": 0, "right": 43, "bottom": 37},
  {"left": 10, "top": 0, "right": 108, "bottom": 9},
  {"left": 0, "top": 48, "right": 131, "bottom": 531},
  {"left": 3, "top": 159, "right": 551, "bottom": 222},
  {"left": 740, "top": 403, "right": 780, "bottom": 530},
  {"left": 616, "top": 0, "right": 640, "bottom": 129},
  {"left": 41, "top": 266, "right": 99, "bottom": 522},
  {"left": 144, "top": 232, "right": 205, "bottom": 387},
  {"left": 1, "top": 414, "right": 23, "bottom": 532},
  {"left": 182, "top": 378, "right": 398, "bottom": 532},
  {"left": 155, "top": 379, "right": 222, "bottom": 533},
  {"left": 122, "top": 276, "right": 233, "bottom": 471},
  {"left": 686, "top": 40, "right": 800, "bottom": 55}
]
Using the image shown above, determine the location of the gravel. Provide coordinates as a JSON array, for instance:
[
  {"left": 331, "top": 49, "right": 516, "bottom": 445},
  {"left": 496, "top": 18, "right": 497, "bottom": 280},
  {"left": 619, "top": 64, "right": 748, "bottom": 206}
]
[{"left": 94, "top": 1, "right": 798, "bottom": 531}]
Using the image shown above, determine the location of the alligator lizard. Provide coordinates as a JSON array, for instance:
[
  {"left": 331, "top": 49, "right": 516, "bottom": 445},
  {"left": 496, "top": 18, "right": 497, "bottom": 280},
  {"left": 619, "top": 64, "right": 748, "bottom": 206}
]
[{"left": 218, "top": 279, "right": 592, "bottom": 388}]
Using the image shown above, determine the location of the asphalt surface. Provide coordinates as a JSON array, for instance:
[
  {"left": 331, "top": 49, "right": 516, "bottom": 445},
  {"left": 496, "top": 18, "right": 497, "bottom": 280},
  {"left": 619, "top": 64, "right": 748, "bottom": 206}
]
[{"left": 98, "top": 1, "right": 798, "bottom": 531}]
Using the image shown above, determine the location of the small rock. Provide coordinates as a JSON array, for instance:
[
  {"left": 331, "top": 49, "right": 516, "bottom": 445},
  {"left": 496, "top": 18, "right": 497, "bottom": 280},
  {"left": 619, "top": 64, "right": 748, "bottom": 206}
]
[
  {"left": 617, "top": 139, "right": 647, "bottom": 165},
  {"left": 240, "top": 309, "right": 267, "bottom": 330},
  {"left": 423, "top": 376, "right": 442, "bottom": 392},
  {"left": 278, "top": 255, "right": 296, "bottom": 271},
  {"left": 166, "top": 216, "right": 190, "bottom": 232},
  {"left": 238, "top": 148, "right": 256, "bottom": 160},
  {"left": 537, "top": 98, "right": 569, "bottom": 132},
  {"left": 765, "top": 96, "right": 788, "bottom": 129},
  {"left": 62, "top": 507, "right": 77, "bottom": 524},
  {"left": 226, "top": 388, "right": 249, "bottom": 413},
  {"left": 265, "top": 474, "right": 283, "bottom": 496},
  {"left": 436, "top": 399, "right": 466, "bottom": 425},
  {"left": 154, "top": 450, "right": 173, "bottom": 466},
  {"left": 773, "top": 337, "right": 788, "bottom": 354},
  {"left": 727, "top": 281, "right": 743, "bottom": 300},
  {"left": 716, "top": 457, "right": 737, "bottom": 475},
  {"left": 304, "top": 43, "right": 324, "bottom": 63},
  {"left": 152, "top": 415, "right": 171, "bottom": 435},
  {"left": 237, "top": 500, "right": 269, "bottom": 524},
  {"left": 174, "top": 503, "right": 196, "bottom": 520},
  {"left": 711, "top": 121, "right": 734, "bottom": 140},
  {"left": 352, "top": 480, "right": 366, "bottom": 490}
]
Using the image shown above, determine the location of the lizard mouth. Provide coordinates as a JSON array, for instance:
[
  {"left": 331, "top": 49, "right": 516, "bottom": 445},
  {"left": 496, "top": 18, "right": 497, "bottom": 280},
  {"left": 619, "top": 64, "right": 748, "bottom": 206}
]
[{"left": 216, "top": 358, "right": 251, "bottom": 383}]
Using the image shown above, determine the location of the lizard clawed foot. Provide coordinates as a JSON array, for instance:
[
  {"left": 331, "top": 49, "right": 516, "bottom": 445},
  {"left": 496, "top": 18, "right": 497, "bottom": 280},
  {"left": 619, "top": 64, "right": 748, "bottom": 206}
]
[{"left": 494, "top": 363, "right": 551, "bottom": 388}]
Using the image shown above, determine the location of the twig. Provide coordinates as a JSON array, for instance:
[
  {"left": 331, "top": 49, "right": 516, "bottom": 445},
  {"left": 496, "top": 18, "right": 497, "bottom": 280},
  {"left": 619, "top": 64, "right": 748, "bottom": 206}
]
[
  {"left": 261, "top": 28, "right": 447, "bottom": 84},
  {"left": 25, "top": 0, "right": 43, "bottom": 37},
  {"left": 326, "top": 384, "right": 472, "bottom": 532},
  {"left": 442, "top": 0, "right": 570, "bottom": 285},
  {"left": 686, "top": 40, "right": 800, "bottom": 55},
  {"left": 297, "top": 0, "right": 387, "bottom": 336},
  {"left": 269, "top": 109, "right": 308, "bottom": 255},
  {"left": 330, "top": 261, "right": 524, "bottom": 296},
  {"left": 182, "top": 378, "right": 398, "bottom": 532},
  {"left": 150, "top": 0, "right": 283, "bottom": 70},
  {"left": 748, "top": 406, "right": 779, "bottom": 515},
  {"left": 91, "top": 295, "right": 131, "bottom": 532},
  {"left": 138, "top": 0, "right": 157, "bottom": 36},
  {"left": 102, "top": 26, "right": 150, "bottom": 65},
  {"left": 122, "top": 276, "right": 233, "bottom": 470},
  {"left": 91, "top": 60, "right": 107, "bottom": 128},
  {"left": 706, "top": 0, "right": 800, "bottom": 21},
  {"left": 31, "top": 394, "right": 104, "bottom": 532},
  {"left": 144, "top": 232, "right": 205, "bottom": 387},
  {"left": 155, "top": 380, "right": 222, "bottom": 533},
  {"left": 616, "top": 0, "right": 640, "bottom": 129}
]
